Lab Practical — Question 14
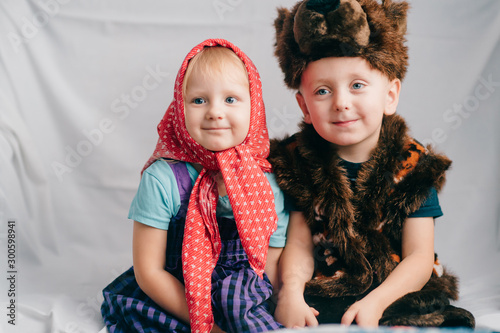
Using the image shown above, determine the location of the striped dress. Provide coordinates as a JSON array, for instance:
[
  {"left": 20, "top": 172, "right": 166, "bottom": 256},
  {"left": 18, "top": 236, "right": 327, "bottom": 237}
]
[{"left": 101, "top": 162, "right": 283, "bottom": 332}]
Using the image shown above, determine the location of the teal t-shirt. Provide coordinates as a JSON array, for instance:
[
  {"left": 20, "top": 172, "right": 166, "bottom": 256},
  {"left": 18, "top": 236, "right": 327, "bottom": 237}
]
[{"left": 128, "top": 159, "right": 289, "bottom": 247}]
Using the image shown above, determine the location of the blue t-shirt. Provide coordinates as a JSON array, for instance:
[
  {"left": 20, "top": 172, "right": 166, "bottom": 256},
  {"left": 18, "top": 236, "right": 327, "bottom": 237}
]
[
  {"left": 128, "top": 159, "right": 289, "bottom": 247},
  {"left": 340, "top": 159, "right": 443, "bottom": 218}
]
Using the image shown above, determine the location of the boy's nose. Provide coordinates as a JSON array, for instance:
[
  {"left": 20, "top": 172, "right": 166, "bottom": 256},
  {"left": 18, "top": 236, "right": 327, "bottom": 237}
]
[{"left": 332, "top": 91, "right": 350, "bottom": 111}]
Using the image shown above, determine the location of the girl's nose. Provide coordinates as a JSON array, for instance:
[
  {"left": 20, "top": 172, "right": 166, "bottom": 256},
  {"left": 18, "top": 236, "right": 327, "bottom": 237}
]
[{"left": 206, "top": 102, "right": 224, "bottom": 119}]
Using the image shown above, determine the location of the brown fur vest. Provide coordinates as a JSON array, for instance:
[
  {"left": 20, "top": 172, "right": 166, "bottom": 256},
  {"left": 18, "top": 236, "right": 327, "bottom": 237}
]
[{"left": 270, "top": 114, "right": 475, "bottom": 327}]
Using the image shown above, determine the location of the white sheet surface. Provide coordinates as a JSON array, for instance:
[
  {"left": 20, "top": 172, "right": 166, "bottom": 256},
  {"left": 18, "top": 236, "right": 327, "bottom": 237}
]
[{"left": 0, "top": 1, "right": 499, "bottom": 332}]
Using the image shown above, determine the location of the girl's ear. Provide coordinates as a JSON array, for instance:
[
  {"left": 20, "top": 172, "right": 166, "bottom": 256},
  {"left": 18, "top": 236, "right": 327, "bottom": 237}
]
[
  {"left": 385, "top": 78, "right": 401, "bottom": 116},
  {"left": 296, "top": 91, "right": 312, "bottom": 123}
]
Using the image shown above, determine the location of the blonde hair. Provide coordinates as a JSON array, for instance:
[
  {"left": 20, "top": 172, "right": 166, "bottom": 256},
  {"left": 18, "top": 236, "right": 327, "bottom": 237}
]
[{"left": 183, "top": 46, "right": 249, "bottom": 96}]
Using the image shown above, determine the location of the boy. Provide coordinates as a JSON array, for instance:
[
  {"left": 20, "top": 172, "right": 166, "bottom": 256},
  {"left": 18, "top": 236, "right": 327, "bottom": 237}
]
[{"left": 269, "top": 0, "right": 475, "bottom": 328}]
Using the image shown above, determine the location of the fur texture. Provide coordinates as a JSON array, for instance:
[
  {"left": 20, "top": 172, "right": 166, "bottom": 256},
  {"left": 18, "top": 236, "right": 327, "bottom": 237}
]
[
  {"left": 269, "top": 115, "right": 475, "bottom": 327},
  {"left": 274, "top": 0, "right": 409, "bottom": 89}
]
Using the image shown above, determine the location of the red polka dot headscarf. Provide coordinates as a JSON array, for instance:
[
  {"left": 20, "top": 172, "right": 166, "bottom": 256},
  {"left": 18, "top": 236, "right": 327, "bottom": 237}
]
[{"left": 142, "top": 39, "right": 277, "bottom": 332}]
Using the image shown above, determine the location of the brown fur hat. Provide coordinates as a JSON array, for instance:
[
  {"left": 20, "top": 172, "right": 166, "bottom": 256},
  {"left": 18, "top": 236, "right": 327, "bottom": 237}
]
[{"left": 274, "top": 0, "right": 409, "bottom": 89}]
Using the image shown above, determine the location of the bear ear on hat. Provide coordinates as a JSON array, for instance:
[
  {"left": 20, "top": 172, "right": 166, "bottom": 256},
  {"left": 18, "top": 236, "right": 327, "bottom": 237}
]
[
  {"left": 274, "top": 3, "right": 308, "bottom": 89},
  {"left": 382, "top": 0, "right": 410, "bottom": 36},
  {"left": 274, "top": 7, "right": 289, "bottom": 39}
]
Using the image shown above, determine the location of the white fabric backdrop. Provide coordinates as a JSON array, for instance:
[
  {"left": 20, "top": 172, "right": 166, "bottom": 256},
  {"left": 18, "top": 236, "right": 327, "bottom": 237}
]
[{"left": 0, "top": 1, "right": 499, "bottom": 332}]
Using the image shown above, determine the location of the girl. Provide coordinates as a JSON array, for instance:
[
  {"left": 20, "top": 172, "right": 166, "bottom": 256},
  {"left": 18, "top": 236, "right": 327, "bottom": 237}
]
[{"left": 101, "top": 39, "right": 288, "bottom": 333}]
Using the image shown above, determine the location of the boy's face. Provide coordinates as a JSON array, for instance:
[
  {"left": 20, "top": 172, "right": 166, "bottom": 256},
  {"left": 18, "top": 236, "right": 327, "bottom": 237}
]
[
  {"left": 296, "top": 56, "right": 401, "bottom": 162},
  {"left": 184, "top": 67, "right": 251, "bottom": 152}
]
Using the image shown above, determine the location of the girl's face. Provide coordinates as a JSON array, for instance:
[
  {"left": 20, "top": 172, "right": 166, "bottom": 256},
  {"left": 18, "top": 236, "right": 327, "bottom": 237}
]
[
  {"left": 296, "top": 56, "right": 400, "bottom": 162},
  {"left": 184, "top": 65, "right": 251, "bottom": 152}
]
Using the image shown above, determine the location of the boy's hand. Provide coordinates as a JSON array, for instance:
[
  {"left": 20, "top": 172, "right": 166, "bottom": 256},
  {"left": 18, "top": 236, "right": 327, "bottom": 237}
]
[
  {"left": 274, "top": 290, "right": 319, "bottom": 328},
  {"left": 341, "top": 297, "right": 383, "bottom": 327}
]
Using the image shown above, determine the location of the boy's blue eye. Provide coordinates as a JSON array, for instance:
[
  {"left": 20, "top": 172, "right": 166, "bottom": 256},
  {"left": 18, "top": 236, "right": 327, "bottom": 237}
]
[
  {"left": 352, "top": 83, "right": 364, "bottom": 90},
  {"left": 225, "top": 97, "right": 236, "bottom": 104},
  {"left": 316, "top": 89, "right": 329, "bottom": 95},
  {"left": 193, "top": 98, "right": 205, "bottom": 104}
]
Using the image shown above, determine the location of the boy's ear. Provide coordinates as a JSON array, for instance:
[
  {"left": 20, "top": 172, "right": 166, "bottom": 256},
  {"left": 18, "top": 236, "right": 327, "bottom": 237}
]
[
  {"left": 385, "top": 78, "right": 401, "bottom": 116},
  {"left": 295, "top": 91, "right": 312, "bottom": 123}
]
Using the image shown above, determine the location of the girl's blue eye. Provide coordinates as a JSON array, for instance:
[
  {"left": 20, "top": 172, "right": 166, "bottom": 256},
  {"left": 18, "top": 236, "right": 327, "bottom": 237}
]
[
  {"left": 352, "top": 83, "right": 364, "bottom": 90},
  {"left": 193, "top": 98, "right": 205, "bottom": 104},
  {"left": 316, "top": 89, "right": 329, "bottom": 95},
  {"left": 225, "top": 97, "right": 236, "bottom": 104}
]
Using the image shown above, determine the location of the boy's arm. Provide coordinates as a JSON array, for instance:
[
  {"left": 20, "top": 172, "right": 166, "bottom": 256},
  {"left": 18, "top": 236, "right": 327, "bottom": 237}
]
[
  {"left": 133, "top": 221, "right": 191, "bottom": 324},
  {"left": 274, "top": 211, "right": 318, "bottom": 327},
  {"left": 265, "top": 246, "right": 283, "bottom": 290},
  {"left": 341, "top": 217, "right": 435, "bottom": 327}
]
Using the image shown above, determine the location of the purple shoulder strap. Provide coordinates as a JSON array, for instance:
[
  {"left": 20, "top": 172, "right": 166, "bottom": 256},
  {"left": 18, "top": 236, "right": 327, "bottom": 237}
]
[{"left": 168, "top": 161, "right": 193, "bottom": 203}]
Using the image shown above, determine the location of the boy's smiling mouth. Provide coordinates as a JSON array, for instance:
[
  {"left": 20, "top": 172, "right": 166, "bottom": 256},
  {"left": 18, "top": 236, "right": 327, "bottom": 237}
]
[{"left": 333, "top": 119, "right": 357, "bottom": 127}]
